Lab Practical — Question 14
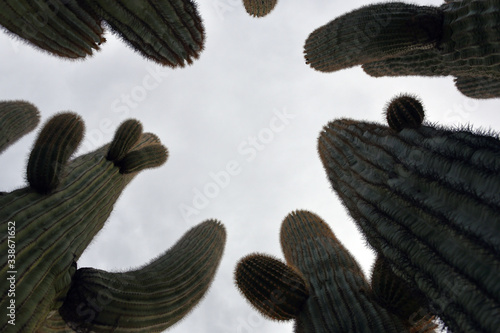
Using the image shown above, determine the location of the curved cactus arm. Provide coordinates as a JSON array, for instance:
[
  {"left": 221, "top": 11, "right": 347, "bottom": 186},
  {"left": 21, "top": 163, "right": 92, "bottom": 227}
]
[
  {"left": 304, "top": 2, "right": 443, "bottom": 73},
  {"left": 242, "top": 0, "right": 278, "bottom": 18},
  {"left": 0, "top": 116, "right": 167, "bottom": 331},
  {"left": 58, "top": 220, "right": 226, "bottom": 333},
  {"left": 0, "top": 0, "right": 103, "bottom": 58},
  {"left": 82, "top": 0, "right": 205, "bottom": 67},
  {"left": 0, "top": 100, "right": 40, "bottom": 154},
  {"left": 280, "top": 210, "right": 407, "bottom": 333},
  {"left": 305, "top": 0, "right": 500, "bottom": 98},
  {"left": 454, "top": 76, "right": 500, "bottom": 99},
  {"left": 234, "top": 253, "right": 309, "bottom": 321},
  {"left": 318, "top": 118, "right": 500, "bottom": 333}
]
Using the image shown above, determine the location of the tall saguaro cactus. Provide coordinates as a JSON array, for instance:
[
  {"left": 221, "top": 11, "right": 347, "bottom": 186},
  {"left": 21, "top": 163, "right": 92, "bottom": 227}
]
[
  {"left": 304, "top": 0, "right": 500, "bottom": 98},
  {"left": 318, "top": 108, "right": 500, "bottom": 332},
  {"left": 235, "top": 210, "right": 435, "bottom": 333},
  {"left": 0, "top": 0, "right": 205, "bottom": 67},
  {"left": 0, "top": 102, "right": 226, "bottom": 332}
]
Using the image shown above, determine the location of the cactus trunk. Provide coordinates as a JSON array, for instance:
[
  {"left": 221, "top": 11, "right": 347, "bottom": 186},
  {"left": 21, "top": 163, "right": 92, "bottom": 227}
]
[{"left": 318, "top": 118, "right": 500, "bottom": 333}]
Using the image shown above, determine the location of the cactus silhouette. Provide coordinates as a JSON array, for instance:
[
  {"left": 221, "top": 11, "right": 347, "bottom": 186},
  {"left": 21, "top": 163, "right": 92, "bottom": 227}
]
[
  {"left": 0, "top": 106, "right": 226, "bottom": 332},
  {"left": 0, "top": 0, "right": 205, "bottom": 67},
  {"left": 242, "top": 0, "right": 278, "bottom": 17},
  {"left": 304, "top": 0, "right": 500, "bottom": 98},
  {"left": 235, "top": 210, "right": 436, "bottom": 332},
  {"left": 317, "top": 101, "right": 500, "bottom": 332}
]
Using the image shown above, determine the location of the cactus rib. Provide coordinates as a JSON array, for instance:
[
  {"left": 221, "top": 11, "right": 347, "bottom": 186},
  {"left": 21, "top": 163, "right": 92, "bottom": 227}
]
[
  {"left": 0, "top": 100, "right": 40, "bottom": 154},
  {"left": 318, "top": 117, "right": 500, "bottom": 333}
]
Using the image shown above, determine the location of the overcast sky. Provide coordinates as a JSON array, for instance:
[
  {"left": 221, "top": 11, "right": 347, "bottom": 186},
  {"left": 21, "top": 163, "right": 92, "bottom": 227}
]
[{"left": 1, "top": 0, "right": 499, "bottom": 332}]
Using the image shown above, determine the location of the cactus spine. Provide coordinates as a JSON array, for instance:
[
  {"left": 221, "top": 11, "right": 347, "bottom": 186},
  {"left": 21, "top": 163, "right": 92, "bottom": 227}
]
[
  {"left": 242, "top": 0, "right": 278, "bottom": 18},
  {"left": 318, "top": 106, "right": 500, "bottom": 332},
  {"left": 0, "top": 100, "right": 40, "bottom": 153},
  {"left": 0, "top": 0, "right": 205, "bottom": 67},
  {"left": 235, "top": 210, "right": 434, "bottom": 333},
  {"left": 304, "top": 0, "right": 500, "bottom": 98},
  {"left": 0, "top": 106, "right": 226, "bottom": 332}
]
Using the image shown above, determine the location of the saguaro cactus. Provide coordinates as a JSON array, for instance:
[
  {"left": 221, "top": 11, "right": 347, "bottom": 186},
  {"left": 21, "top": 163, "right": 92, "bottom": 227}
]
[
  {"left": 235, "top": 210, "right": 435, "bottom": 332},
  {"left": 318, "top": 103, "right": 500, "bottom": 332},
  {"left": 0, "top": 0, "right": 205, "bottom": 67},
  {"left": 242, "top": 0, "right": 278, "bottom": 17},
  {"left": 304, "top": 0, "right": 500, "bottom": 98},
  {"left": 0, "top": 104, "right": 226, "bottom": 332}
]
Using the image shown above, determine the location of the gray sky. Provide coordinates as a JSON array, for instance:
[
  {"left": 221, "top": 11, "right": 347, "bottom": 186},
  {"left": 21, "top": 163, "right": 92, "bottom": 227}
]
[{"left": 1, "top": 0, "right": 499, "bottom": 332}]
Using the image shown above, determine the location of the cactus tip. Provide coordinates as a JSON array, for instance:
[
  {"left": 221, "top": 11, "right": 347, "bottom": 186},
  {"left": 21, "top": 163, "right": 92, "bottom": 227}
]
[{"left": 384, "top": 94, "right": 425, "bottom": 132}]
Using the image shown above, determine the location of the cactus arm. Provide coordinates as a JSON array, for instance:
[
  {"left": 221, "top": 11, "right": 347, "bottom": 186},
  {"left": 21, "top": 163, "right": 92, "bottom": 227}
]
[
  {"left": 304, "top": 3, "right": 443, "bottom": 73},
  {"left": 107, "top": 119, "right": 143, "bottom": 162},
  {"left": 280, "top": 210, "right": 407, "bottom": 333},
  {"left": 80, "top": 0, "right": 205, "bottom": 67},
  {"left": 117, "top": 144, "right": 168, "bottom": 174},
  {"left": 26, "top": 113, "right": 85, "bottom": 194},
  {"left": 0, "top": 0, "right": 102, "bottom": 58},
  {"left": 305, "top": 0, "right": 500, "bottom": 98},
  {"left": 58, "top": 220, "right": 226, "bottom": 333},
  {"left": 454, "top": 76, "right": 500, "bottom": 99},
  {"left": 234, "top": 253, "right": 309, "bottom": 320},
  {"left": 318, "top": 119, "right": 500, "bottom": 333},
  {"left": 242, "top": 0, "right": 278, "bottom": 18},
  {"left": 0, "top": 100, "right": 40, "bottom": 154},
  {"left": 0, "top": 0, "right": 204, "bottom": 66}
]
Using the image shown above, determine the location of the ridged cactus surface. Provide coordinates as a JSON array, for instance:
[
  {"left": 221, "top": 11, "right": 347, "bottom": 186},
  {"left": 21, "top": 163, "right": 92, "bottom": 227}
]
[
  {"left": 242, "top": 0, "right": 278, "bottom": 17},
  {"left": 0, "top": 106, "right": 226, "bottom": 332},
  {"left": 235, "top": 210, "right": 435, "bottom": 333},
  {"left": 304, "top": 0, "right": 500, "bottom": 98},
  {"left": 0, "top": 0, "right": 205, "bottom": 67},
  {"left": 0, "top": 100, "right": 40, "bottom": 153},
  {"left": 318, "top": 105, "right": 500, "bottom": 332}
]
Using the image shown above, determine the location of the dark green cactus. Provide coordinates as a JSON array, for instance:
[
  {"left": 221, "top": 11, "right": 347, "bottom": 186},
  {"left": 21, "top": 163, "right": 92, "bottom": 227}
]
[
  {"left": 318, "top": 101, "right": 500, "bottom": 332},
  {"left": 235, "top": 210, "right": 436, "bottom": 332},
  {"left": 0, "top": 108, "right": 226, "bottom": 332},
  {"left": 0, "top": 0, "right": 205, "bottom": 67},
  {"left": 242, "top": 0, "right": 278, "bottom": 18},
  {"left": 0, "top": 100, "right": 40, "bottom": 154},
  {"left": 26, "top": 113, "right": 85, "bottom": 194},
  {"left": 384, "top": 94, "right": 425, "bottom": 132},
  {"left": 304, "top": 0, "right": 500, "bottom": 98}
]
